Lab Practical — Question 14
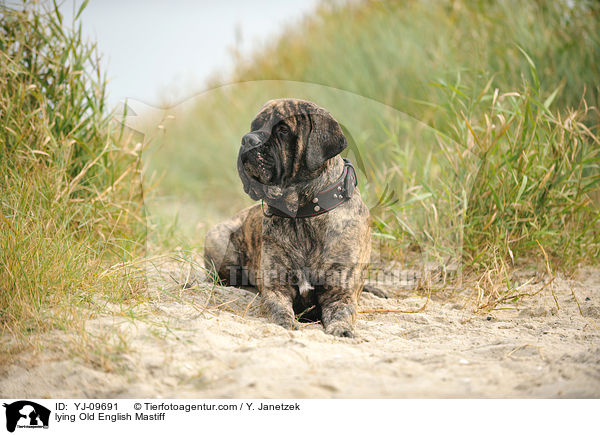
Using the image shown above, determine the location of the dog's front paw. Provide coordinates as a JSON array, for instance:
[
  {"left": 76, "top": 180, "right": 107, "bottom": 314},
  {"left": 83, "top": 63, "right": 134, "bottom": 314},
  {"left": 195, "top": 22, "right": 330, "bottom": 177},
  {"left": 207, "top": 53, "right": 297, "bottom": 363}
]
[
  {"left": 270, "top": 314, "right": 300, "bottom": 330},
  {"left": 325, "top": 321, "right": 354, "bottom": 338},
  {"left": 363, "top": 285, "right": 389, "bottom": 299}
]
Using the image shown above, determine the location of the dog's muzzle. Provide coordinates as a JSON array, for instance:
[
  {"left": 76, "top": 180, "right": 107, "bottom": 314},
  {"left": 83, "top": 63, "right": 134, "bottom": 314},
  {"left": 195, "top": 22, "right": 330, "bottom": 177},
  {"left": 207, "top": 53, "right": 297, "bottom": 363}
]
[
  {"left": 240, "top": 132, "right": 270, "bottom": 161},
  {"left": 239, "top": 131, "right": 280, "bottom": 185},
  {"left": 241, "top": 132, "right": 262, "bottom": 150}
]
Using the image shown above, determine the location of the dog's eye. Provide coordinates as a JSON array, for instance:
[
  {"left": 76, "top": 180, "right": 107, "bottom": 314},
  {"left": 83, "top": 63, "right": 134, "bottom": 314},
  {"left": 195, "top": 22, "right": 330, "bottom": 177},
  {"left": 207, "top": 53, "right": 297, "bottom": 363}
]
[{"left": 277, "top": 124, "right": 291, "bottom": 136}]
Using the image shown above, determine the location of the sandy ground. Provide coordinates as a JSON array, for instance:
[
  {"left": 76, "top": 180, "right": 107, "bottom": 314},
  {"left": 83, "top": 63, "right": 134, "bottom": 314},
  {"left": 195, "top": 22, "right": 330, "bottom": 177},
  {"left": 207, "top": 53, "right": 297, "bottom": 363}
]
[{"left": 1, "top": 259, "right": 599, "bottom": 398}]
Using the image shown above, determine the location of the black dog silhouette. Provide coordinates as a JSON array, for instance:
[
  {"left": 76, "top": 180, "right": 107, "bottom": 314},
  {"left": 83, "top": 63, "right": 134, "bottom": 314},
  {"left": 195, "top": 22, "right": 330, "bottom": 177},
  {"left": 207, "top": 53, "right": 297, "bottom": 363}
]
[{"left": 3, "top": 401, "right": 50, "bottom": 433}]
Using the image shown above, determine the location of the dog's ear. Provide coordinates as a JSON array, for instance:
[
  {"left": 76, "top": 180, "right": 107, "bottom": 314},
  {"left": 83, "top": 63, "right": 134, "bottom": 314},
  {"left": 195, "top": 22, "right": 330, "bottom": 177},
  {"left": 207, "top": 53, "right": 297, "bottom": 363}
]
[{"left": 306, "top": 109, "right": 347, "bottom": 172}]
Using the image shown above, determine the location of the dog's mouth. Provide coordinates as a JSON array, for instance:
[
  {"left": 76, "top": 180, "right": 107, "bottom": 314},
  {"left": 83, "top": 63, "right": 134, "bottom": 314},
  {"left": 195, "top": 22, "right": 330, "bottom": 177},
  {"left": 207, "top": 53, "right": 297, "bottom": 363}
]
[
  {"left": 238, "top": 144, "right": 285, "bottom": 201},
  {"left": 241, "top": 146, "right": 281, "bottom": 186}
]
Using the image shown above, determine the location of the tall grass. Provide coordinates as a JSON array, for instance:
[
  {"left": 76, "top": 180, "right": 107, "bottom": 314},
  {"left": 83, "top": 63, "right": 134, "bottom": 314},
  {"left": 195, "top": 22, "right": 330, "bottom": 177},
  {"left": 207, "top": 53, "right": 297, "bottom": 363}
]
[
  {"left": 229, "top": 0, "right": 599, "bottom": 130},
  {"left": 459, "top": 84, "right": 600, "bottom": 269},
  {"left": 0, "top": 4, "right": 145, "bottom": 349},
  {"left": 372, "top": 77, "right": 600, "bottom": 271}
]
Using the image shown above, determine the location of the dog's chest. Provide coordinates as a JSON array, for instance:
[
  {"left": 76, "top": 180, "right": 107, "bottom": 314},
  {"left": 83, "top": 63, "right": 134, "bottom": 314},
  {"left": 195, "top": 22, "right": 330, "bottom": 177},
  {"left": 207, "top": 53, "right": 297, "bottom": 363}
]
[{"left": 262, "top": 218, "right": 324, "bottom": 264}]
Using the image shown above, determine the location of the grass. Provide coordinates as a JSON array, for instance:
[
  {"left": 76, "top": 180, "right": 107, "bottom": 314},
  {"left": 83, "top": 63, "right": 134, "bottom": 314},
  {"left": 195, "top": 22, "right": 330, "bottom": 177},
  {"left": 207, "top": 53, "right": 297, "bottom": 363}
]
[
  {"left": 146, "top": 0, "right": 599, "bottom": 310},
  {"left": 0, "top": 3, "right": 146, "bottom": 356},
  {"left": 228, "top": 0, "right": 599, "bottom": 128}
]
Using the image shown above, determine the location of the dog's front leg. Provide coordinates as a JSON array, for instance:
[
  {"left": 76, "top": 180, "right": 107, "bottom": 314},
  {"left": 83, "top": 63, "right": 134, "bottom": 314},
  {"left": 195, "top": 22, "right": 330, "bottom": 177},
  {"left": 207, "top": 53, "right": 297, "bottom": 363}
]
[
  {"left": 317, "top": 264, "right": 363, "bottom": 337},
  {"left": 259, "top": 288, "right": 299, "bottom": 330},
  {"left": 318, "top": 290, "right": 357, "bottom": 338},
  {"left": 257, "top": 263, "right": 298, "bottom": 329}
]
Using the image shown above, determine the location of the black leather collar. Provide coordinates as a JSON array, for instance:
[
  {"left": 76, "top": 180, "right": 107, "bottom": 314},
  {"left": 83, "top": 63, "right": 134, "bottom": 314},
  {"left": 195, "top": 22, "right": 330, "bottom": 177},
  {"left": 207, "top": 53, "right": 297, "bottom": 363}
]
[{"left": 262, "top": 158, "right": 357, "bottom": 218}]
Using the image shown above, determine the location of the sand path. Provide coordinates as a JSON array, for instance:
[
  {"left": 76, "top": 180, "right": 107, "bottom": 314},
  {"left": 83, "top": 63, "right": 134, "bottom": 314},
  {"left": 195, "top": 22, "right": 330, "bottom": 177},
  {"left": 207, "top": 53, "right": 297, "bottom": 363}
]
[{"left": 1, "top": 262, "right": 599, "bottom": 398}]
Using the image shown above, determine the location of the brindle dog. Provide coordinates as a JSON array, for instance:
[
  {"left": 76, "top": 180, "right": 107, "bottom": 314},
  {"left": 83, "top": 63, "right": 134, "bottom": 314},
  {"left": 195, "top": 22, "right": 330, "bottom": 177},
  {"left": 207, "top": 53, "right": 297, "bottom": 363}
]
[{"left": 204, "top": 99, "right": 370, "bottom": 337}]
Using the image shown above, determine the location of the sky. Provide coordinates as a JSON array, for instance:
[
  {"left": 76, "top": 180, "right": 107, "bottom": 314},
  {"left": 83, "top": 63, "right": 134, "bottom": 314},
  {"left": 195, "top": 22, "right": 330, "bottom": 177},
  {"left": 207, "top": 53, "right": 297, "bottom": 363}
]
[{"left": 53, "top": 0, "right": 320, "bottom": 110}]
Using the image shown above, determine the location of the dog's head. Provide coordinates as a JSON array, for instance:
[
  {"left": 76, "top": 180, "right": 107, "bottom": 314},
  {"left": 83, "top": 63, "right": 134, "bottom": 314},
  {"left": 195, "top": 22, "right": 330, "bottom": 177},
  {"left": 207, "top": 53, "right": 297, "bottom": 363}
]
[{"left": 238, "top": 99, "right": 347, "bottom": 200}]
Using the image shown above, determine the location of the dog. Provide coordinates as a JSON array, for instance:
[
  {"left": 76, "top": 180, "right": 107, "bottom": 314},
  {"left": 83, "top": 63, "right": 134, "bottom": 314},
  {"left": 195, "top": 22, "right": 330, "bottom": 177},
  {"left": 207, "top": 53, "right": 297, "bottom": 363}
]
[{"left": 204, "top": 99, "right": 371, "bottom": 337}]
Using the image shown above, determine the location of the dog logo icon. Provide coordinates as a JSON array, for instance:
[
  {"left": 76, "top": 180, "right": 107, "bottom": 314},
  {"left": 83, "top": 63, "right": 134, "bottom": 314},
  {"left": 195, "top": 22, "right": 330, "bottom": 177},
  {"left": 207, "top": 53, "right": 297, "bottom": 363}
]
[{"left": 3, "top": 401, "right": 50, "bottom": 432}]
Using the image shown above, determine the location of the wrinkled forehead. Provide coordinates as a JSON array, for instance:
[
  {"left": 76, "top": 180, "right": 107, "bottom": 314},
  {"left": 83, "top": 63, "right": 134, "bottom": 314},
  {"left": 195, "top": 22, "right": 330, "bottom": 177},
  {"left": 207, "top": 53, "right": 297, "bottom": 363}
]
[{"left": 250, "top": 99, "right": 316, "bottom": 131}]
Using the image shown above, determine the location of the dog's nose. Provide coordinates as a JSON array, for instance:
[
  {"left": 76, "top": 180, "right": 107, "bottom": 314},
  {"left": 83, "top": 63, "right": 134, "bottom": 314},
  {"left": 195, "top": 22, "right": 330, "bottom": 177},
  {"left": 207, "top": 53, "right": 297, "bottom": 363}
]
[{"left": 241, "top": 133, "right": 262, "bottom": 150}]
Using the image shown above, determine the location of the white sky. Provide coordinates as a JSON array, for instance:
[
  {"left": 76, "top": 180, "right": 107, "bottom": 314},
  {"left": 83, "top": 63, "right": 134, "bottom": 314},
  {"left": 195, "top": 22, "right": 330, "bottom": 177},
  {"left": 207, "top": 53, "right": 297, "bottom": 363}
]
[{"left": 53, "top": 0, "right": 320, "bottom": 110}]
